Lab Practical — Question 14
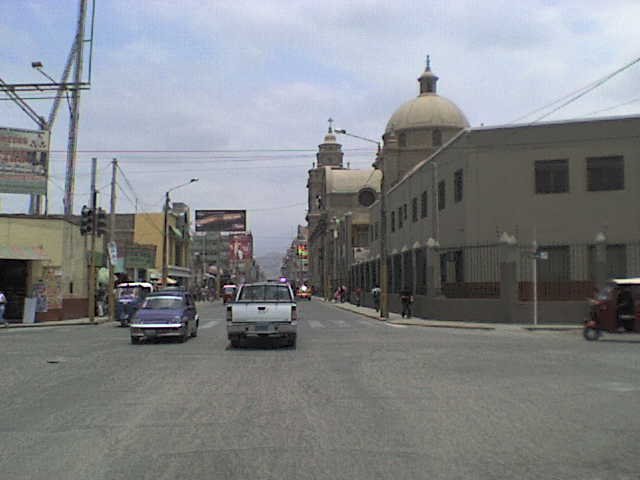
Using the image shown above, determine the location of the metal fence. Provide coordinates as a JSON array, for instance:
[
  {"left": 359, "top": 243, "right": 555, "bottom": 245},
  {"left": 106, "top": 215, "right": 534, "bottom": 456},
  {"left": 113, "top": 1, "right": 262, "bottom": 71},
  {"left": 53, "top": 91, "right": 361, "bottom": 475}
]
[{"left": 438, "top": 244, "right": 501, "bottom": 298}]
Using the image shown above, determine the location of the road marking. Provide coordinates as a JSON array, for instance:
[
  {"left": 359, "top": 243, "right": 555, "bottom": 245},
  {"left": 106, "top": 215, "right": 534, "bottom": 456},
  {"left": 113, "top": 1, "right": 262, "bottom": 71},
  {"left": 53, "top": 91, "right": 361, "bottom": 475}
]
[
  {"left": 330, "top": 319, "right": 347, "bottom": 327},
  {"left": 200, "top": 320, "right": 220, "bottom": 329},
  {"left": 308, "top": 320, "right": 324, "bottom": 328}
]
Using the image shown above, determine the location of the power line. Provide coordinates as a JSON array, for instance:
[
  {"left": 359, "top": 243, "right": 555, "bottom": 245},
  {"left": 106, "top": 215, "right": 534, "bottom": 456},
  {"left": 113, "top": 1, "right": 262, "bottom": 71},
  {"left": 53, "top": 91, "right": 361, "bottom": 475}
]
[{"left": 512, "top": 55, "right": 640, "bottom": 124}]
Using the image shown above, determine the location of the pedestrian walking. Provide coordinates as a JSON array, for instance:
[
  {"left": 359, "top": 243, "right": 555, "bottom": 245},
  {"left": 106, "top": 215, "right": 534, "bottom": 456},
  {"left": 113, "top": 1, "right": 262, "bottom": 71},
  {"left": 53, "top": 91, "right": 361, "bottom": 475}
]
[
  {"left": 0, "top": 290, "right": 8, "bottom": 327},
  {"left": 400, "top": 285, "right": 413, "bottom": 318},
  {"left": 371, "top": 285, "right": 381, "bottom": 312}
]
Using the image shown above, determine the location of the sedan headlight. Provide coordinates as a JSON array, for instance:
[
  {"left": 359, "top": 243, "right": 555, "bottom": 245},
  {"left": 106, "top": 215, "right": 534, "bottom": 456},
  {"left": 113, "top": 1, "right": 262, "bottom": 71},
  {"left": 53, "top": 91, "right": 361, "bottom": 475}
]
[{"left": 172, "top": 315, "right": 183, "bottom": 324}]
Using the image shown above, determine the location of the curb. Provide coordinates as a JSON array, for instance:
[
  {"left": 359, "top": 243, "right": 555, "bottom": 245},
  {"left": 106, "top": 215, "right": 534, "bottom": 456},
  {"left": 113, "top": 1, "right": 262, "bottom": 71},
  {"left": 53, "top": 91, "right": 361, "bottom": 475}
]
[
  {"left": 2, "top": 317, "right": 112, "bottom": 329},
  {"left": 330, "top": 303, "right": 578, "bottom": 332}
]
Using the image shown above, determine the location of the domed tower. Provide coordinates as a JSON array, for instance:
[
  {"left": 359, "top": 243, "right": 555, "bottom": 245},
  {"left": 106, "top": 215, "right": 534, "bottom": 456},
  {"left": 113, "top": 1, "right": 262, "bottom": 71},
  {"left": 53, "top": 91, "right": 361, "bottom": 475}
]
[
  {"left": 316, "top": 120, "right": 344, "bottom": 168},
  {"left": 381, "top": 57, "right": 469, "bottom": 187}
]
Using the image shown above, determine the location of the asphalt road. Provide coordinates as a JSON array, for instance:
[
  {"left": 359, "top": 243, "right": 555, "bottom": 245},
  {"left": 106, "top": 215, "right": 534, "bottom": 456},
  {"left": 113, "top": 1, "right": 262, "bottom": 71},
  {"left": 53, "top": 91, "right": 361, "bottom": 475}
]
[{"left": 1, "top": 299, "right": 639, "bottom": 480}]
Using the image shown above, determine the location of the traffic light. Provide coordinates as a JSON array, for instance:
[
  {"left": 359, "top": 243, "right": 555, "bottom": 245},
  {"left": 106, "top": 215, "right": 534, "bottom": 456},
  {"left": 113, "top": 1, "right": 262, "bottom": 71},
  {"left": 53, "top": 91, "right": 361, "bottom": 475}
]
[
  {"left": 80, "top": 205, "right": 94, "bottom": 236},
  {"left": 96, "top": 208, "right": 108, "bottom": 237}
]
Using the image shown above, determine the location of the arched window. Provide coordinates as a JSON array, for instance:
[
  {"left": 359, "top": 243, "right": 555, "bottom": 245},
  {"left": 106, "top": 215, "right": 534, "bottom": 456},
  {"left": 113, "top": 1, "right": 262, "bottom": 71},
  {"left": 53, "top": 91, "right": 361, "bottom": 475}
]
[
  {"left": 432, "top": 129, "right": 442, "bottom": 147},
  {"left": 398, "top": 132, "right": 407, "bottom": 147}
]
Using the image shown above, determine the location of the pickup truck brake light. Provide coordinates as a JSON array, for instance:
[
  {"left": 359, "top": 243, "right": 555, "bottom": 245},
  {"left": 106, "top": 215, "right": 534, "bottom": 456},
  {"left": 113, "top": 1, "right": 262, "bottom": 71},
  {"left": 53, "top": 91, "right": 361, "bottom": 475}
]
[
  {"left": 291, "top": 305, "right": 297, "bottom": 322},
  {"left": 226, "top": 305, "right": 233, "bottom": 322}
]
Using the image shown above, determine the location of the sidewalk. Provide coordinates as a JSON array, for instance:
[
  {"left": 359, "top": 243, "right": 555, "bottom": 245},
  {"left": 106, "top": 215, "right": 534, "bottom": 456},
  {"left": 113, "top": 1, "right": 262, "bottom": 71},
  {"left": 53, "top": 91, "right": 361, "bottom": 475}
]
[
  {"left": 2, "top": 316, "right": 111, "bottom": 329},
  {"left": 325, "top": 300, "right": 581, "bottom": 332}
]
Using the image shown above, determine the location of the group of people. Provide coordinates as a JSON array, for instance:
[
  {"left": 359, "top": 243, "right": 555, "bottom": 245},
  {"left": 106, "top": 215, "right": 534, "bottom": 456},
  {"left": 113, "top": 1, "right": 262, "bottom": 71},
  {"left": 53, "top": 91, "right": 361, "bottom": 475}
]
[{"left": 370, "top": 285, "right": 414, "bottom": 318}]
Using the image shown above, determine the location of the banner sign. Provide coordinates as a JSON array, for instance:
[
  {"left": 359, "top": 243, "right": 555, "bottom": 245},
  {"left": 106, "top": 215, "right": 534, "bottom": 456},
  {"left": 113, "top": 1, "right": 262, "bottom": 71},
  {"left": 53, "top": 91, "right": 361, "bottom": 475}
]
[
  {"left": 195, "top": 210, "right": 246, "bottom": 232},
  {"left": 123, "top": 244, "right": 156, "bottom": 269},
  {"left": 228, "top": 233, "right": 253, "bottom": 262},
  {"left": 297, "top": 244, "right": 308, "bottom": 258},
  {"left": 0, "top": 127, "right": 49, "bottom": 195}
]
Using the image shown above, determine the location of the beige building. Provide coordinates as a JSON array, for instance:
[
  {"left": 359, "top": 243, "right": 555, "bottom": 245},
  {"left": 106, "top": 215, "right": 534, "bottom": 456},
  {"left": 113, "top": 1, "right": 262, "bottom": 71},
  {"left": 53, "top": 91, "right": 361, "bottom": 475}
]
[
  {"left": 132, "top": 202, "right": 193, "bottom": 284},
  {"left": 0, "top": 215, "right": 104, "bottom": 321},
  {"left": 306, "top": 128, "right": 381, "bottom": 296},
  {"left": 309, "top": 60, "right": 640, "bottom": 322}
]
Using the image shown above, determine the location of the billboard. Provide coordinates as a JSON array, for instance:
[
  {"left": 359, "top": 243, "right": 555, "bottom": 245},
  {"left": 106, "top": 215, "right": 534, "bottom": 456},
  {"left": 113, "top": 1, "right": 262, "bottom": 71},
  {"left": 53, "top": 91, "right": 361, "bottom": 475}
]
[
  {"left": 195, "top": 210, "right": 246, "bottom": 232},
  {"left": 0, "top": 127, "right": 49, "bottom": 195},
  {"left": 228, "top": 233, "right": 253, "bottom": 262}
]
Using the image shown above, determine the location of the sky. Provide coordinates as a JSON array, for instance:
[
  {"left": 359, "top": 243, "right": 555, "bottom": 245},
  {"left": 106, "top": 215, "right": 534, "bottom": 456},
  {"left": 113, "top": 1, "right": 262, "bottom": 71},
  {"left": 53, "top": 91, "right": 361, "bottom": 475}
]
[{"left": 2, "top": 0, "right": 640, "bottom": 258}]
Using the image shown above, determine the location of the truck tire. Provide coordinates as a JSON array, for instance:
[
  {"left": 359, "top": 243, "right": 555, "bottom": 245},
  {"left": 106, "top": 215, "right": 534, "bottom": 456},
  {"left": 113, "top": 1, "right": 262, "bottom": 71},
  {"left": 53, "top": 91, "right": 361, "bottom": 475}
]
[{"left": 130, "top": 336, "right": 140, "bottom": 345}]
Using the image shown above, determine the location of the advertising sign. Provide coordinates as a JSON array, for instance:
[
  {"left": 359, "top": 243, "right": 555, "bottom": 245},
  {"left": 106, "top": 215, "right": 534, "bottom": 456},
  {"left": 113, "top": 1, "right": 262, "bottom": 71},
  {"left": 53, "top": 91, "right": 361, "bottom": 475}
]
[
  {"left": 228, "top": 233, "right": 253, "bottom": 262},
  {"left": 123, "top": 244, "right": 156, "bottom": 269},
  {"left": 195, "top": 210, "right": 246, "bottom": 232},
  {"left": 297, "top": 243, "right": 308, "bottom": 258},
  {"left": 0, "top": 127, "right": 49, "bottom": 195}
]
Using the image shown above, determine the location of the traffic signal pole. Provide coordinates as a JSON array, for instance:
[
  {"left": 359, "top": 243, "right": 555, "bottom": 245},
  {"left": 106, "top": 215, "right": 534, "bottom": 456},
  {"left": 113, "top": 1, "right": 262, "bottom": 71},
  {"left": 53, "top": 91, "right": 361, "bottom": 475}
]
[
  {"left": 108, "top": 158, "right": 117, "bottom": 322},
  {"left": 88, "top": 157, "right": 97, "bottom": 323}
]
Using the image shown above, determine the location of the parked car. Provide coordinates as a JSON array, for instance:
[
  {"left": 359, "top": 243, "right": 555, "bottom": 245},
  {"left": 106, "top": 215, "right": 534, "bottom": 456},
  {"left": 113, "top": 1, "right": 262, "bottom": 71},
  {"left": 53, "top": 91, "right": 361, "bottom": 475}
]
[
  {"left": 115, "top": 282, "right": 154, "bottom": 327},
  {"left": 129, "top": 290, "right": 199, "bottom": 344},
  {"left": 226, "top": 282, "right": 297, "bottom": 348}
]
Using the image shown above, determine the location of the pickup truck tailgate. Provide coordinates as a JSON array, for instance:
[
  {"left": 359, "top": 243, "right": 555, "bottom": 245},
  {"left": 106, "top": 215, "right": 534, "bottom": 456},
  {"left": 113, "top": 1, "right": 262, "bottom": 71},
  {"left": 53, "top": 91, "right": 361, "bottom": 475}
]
[{"left": 232, "top": 303, "right": 292, "bottom": 323}]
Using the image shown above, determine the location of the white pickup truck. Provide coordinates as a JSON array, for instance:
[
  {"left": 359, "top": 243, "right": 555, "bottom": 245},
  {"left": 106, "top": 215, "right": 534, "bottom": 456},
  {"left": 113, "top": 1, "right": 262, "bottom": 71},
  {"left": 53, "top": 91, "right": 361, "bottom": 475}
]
[{"left": 226, "top": 282, "right": 298, "bottom": 348}]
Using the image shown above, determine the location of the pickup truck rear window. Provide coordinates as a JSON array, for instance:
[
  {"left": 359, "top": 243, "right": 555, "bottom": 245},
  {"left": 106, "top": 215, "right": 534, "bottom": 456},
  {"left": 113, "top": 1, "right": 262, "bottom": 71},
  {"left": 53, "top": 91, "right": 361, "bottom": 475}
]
[{"left": 237, "top": 285, "right": 292, "bottom": 302}]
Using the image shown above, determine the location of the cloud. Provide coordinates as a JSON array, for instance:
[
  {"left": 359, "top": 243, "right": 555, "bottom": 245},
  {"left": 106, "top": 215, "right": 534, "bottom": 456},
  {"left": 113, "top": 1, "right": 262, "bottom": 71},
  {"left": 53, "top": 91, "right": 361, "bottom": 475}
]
[{"left": 4, "top": 0, "right": 640, "bottom": 255}]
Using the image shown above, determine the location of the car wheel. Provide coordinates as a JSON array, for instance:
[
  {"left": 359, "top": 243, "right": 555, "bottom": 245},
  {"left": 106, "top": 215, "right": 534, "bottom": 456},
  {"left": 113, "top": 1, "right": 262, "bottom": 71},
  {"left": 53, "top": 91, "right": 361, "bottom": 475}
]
[
  {"left": 289, "top": 334, "right": 297, "bottom": 348},
  {"left": 583, "top": 327, "right": 600, "bottom": 341},
  {"left": 130, "top": 336, "right": 140, "bottom": 345},
  {"left": 191, "top": 321, "right": 199, "bottom": 337}
]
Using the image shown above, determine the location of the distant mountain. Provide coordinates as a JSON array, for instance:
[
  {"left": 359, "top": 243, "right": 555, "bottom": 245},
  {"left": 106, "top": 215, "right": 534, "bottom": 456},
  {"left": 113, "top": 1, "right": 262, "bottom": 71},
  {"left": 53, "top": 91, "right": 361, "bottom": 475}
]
[{"left": 255, "top": 251, "right": 284, "bottom": 279}]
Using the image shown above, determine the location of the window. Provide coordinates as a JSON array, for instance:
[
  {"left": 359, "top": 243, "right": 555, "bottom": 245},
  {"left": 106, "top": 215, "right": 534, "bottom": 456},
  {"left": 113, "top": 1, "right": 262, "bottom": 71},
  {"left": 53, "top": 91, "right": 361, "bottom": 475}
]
[
  {"left": 438, "top": 180, "right": 445, "bottom": 210},
  {"left": 587, "top": 156, "right": 624, "bottom": 191},
  {"left": 398, "top": 132, "right": 407, "bottom": 147},
  {"left": 535, "top": 159, "right": 568, "bottom": 194},
  {"left": 412, "top": 197, "right": 418, "bottom": 222},
  {"left": 432, "top": 129, "right": 442, "bottom": 147},
  {"left": 398, "top": 207, "right": 403, "bottom": 229},
  {"left": 358, "top": 188, "right": 376, "bottom": 207},
  {"left": 421, "top": 190, "right": 428, "bottom": 218},
  {"left": 415, "top": 248, "right": 427, "bottom": 295},
  {"left": 391, "top": 211, "right": 395, "bottom": 232},
  {"left": 454, "top": 169, "right": 463, "bottom": 202},
  {"left": 403, "top": 203, "right": 408, "bottom": 220}
]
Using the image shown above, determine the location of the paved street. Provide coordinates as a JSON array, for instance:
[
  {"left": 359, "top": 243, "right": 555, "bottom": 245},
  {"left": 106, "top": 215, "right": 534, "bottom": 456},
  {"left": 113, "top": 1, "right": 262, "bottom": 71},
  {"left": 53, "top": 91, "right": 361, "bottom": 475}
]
[{"left": 1, "top": 299, "right": 639, "bottom": 480}]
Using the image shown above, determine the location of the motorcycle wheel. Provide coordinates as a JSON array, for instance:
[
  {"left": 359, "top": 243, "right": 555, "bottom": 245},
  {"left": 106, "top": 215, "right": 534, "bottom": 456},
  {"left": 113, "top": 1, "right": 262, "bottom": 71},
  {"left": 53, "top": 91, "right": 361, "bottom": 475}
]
[{"left": 583, "top": 327, "right": 601, "bottom": 341}]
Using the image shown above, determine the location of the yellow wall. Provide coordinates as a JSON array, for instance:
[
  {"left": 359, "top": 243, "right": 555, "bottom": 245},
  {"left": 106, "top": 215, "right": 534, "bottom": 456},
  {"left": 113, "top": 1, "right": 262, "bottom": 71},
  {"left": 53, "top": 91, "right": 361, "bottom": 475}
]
[{"left": 0, "top": 216, "right": 103, "bottom": 298}]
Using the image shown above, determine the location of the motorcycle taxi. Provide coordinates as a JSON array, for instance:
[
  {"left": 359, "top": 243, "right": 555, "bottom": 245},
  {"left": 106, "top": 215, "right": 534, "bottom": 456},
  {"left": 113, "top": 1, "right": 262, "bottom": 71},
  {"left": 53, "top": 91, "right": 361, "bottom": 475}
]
[
  {"left": 584, "top": 278, "right": 640, "bottom": 341},
  {"left": 115, "top": 282, "right": 154, "bottom": 327}
]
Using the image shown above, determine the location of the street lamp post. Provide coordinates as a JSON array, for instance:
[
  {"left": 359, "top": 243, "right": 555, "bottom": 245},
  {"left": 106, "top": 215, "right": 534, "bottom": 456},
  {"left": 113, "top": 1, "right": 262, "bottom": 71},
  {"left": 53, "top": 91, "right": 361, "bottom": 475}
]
[
  {"left": 334, "top": 127, "right": 388, "bottom": 318},
  {"left": 162, "top": 178, "right": 198, "bottom": 288}
]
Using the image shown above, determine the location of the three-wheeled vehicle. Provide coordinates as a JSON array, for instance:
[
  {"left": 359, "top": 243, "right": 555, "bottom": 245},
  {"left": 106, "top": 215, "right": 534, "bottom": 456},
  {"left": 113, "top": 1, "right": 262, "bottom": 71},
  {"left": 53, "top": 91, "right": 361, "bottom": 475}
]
[
  {"left": 583, "top": 278, "right": 640, "bottom": 341},
  {"left": 222, "top": 284, "right": 237, "bottom": 304},
  {"left": 116, "top": 282, "right": 154, "bottom": 327}
]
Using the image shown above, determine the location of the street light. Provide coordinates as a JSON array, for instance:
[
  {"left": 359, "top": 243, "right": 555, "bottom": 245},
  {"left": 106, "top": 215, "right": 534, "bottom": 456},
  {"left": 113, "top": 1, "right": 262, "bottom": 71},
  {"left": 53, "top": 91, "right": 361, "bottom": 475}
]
[
  {"left": 334, "top": 127, "right": 389, "bottom": 319},
  {"left": 162, "top": 178, "right": 199, "bottom": 288}
]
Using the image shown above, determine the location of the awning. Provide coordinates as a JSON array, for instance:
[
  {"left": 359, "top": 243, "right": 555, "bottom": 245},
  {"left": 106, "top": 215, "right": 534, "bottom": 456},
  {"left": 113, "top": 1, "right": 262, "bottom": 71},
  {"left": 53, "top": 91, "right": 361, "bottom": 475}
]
[{"left": 0, "top": 245, "right": 49, "bottom": 260}]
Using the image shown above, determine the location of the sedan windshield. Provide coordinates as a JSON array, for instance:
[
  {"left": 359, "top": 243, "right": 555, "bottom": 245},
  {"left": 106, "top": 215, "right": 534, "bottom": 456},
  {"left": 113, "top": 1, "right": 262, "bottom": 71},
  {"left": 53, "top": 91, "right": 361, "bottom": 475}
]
[{"left": 142, "top": 296, "right": 183, "bottom": 309}]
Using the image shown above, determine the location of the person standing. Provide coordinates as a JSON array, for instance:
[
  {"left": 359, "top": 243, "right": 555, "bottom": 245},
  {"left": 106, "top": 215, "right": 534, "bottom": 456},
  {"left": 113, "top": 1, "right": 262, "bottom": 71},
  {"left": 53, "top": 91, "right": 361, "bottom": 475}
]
[
  {"left": 400, "top": 285, "right": 413, "bottom": 319},
  {"left": 0, "top": 290, "right": 8, "bottom": 327}
]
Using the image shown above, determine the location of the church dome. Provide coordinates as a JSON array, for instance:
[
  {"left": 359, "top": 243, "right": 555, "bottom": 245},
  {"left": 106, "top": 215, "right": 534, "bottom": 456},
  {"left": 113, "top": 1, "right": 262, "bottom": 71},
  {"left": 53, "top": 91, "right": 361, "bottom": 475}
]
[{"left": 385, "top": 58, "right": 469, "bottom": 133}]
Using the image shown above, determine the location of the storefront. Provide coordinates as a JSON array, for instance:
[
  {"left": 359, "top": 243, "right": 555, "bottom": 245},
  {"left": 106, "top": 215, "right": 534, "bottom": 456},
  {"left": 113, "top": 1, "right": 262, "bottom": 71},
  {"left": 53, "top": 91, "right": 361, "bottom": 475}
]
[{"left": 0, "top": 245, "right": 48, "bottom": 321}]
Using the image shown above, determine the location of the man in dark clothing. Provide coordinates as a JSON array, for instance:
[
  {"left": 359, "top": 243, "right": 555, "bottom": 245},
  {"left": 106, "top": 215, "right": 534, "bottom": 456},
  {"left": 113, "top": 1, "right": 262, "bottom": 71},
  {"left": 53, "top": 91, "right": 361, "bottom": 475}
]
[{"left": 400, "top": 285, "right": 413, "bottom": 318}]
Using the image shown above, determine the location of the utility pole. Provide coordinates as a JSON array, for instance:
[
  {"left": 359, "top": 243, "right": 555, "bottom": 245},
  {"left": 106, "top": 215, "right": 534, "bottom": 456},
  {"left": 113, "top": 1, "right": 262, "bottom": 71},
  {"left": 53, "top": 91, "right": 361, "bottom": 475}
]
[
  {"left": 108, "top": 158, "right": 117, "bottom": 322},
  {"left": 88, "top": 157, "right": 97, "bottom": 323},
  {"left": 162, "top": 191, "right": 170, "bottom": 288},
  {"left": 379, "top": 168, "right": 389, "bottom": 319},
  {"left": 64, "top": 0, "right": 89, "bottom": 216}
]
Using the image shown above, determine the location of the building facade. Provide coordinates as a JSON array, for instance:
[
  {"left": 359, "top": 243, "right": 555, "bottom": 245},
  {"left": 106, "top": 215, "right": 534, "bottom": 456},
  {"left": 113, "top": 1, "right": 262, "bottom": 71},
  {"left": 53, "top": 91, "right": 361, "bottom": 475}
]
[
  {"left": 0, "top": 215, "right": 104, "bottom": 321},
  {"left": 309, "top": 60, "right": 640, "bottom": 323}
]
